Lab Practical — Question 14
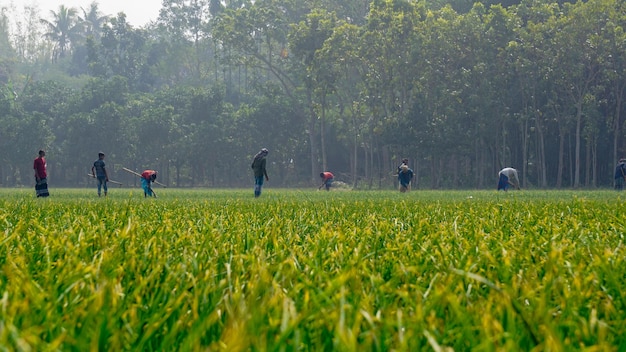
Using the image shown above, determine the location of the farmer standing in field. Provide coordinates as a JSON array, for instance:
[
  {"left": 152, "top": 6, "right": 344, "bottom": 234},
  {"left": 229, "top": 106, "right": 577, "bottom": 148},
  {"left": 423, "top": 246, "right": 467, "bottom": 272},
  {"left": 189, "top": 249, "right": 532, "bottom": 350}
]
[
  {"left": 251, "top": 148, "right": 269, "bottom": 197},
  {"left": 91, "top": 152, "right": 109, "bottom": 197},
  {"left": 34, "top": 149, "right": 49, "bottom": 197},
  {"left": 614, "top": 158, "right": 626, "bottom": 190},
  {"left": 318, "top": 171, "right": 334, "bottom": 191},
  {"left": 141, "top": 169, "right": 158, "bottom": 197},
  {"left": 398, "top": 164, "right": 414, "bottom": 192},
  {"left": 497, "top": 167, "right": 521, "bottom": 191}
]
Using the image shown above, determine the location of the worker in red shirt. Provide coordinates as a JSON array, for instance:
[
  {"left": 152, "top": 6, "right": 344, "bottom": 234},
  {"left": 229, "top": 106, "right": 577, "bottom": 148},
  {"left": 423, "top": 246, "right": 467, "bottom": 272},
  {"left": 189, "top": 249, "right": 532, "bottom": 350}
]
[
  {"left": 34, "top": 150, "right": 49, "bottom": 197},
  {"left": 141, "top": 170, "right": 158, "bottom": 197},
  {"left": 318, "top": 171, "right": 334, "bottom": 191}
]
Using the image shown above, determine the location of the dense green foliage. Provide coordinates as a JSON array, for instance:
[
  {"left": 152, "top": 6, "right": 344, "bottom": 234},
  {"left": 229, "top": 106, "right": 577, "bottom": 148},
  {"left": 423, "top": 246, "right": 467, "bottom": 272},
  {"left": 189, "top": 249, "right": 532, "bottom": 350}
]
[
  {"left": 1, "top": 189, "right": 625, "bottom": 350},
  {"left": 1, "top": 0, "right": 626, "bottom": 189}
]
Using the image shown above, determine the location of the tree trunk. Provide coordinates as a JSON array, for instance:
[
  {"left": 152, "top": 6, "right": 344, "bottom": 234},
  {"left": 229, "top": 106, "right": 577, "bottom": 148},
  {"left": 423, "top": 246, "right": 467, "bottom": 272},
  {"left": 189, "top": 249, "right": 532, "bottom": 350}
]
[
  {"left": 176, "top": 164, "right": 180, "bottom": 187},
  {"left": 381, "top": 144, "right": 389, "bottom": 189},
  {"left": 413, "top": 155, "right": 419, "bottom": 189},
  {"left": 363, "top": 144, "right": 369, "bottom": 189},
  {"left": 351, "top": 115, "right": 359, "bottom": 189},
  {"left": 585, "top": 139, "right": 591, "bottom": 187},
  {"left": 613, "top": 85, "right": 624, "bottom": 168},
  {"left": 320, "top": 94, "right": 327, "bottom": 171},
  {"left": 557, "top": 127, "right": 565, "bottom": 189},
  {"left": 430, "top": 155, "right": 437, "bottom": 189},
  {"left": 574, "top": 104, "right": 582, "bottom": 188},
  {"left": 569, "top": 134, "right": 574, "bottom": 187},
  {"left": 521, "top": 117, "right": 529, "bottom": 189},
  {"left": 368, "top": 143, "right": 374, "bottom": 189},
  {"left": 474, "top": 138, "right": 479, "bottom": 188},
  {"left": 452, "top": 155, "right": 458, "bottom": 188},
  {"left": 536, "top": 114, "right": 547, "bottom": 188},
  {"left": 592, "top": 138, "right": 597, "bottom": 187},
  {"left": 307, "top": 91, "right": 319, "bottom": 184}
]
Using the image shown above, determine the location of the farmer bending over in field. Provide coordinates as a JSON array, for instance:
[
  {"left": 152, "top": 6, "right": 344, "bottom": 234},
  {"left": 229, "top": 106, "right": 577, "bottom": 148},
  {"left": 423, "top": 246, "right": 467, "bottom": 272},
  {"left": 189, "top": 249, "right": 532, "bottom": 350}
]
[
  {"left": 318, "top": 171, "right": 334, "bottom": 191},
  {"left": 497, "top": 167, "right": 520, "bottom": 191},
  {"left": 251, "top": 148, "right": 269, "bottom": 197},
  {"left": 141, "top": 170, "right": 158, "bottom": 197}
]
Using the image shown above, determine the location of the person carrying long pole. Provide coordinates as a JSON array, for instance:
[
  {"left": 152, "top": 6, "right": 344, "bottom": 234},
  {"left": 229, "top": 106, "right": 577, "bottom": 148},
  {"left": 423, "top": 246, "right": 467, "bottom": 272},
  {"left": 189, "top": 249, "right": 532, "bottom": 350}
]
[
  {"left": 139, "top": 170, "right": 158, "bottom": 197},
  {"left": 91, "top": 152, "right": 109, "bottom": 197}
]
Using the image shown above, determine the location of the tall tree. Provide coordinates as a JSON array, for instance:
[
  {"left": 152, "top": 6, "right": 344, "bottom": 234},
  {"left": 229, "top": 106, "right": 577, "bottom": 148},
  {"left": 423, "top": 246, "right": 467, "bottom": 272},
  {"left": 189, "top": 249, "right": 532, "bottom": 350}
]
[
  {"left": 508, "top": 0, "right": 560, "bottom": 188},
  {"left": 290, "top": 9, "right": 338, "bottom": 172},
  {"left": 7, "top": 3, "right": 51, "bottom": 63},
  {"left": 157, "top": 0, "right": 214, "bottom": 84},
  {"left": 213, "top": 0, "right": 315, "bottom": 179},
  {"left": 40, "top": 5, "right": 83, "bottom": 60},
  {"left": 80, "top": 2, "right": 108, "bottom": 40},
  {"left": 415, "top": 6, "right": 468, "bottom": 188},
  {"left": 88, "top": 14, "right": 154, "bottom": 91},
  {"left": 360, "top": 0, "right": 423, "bottom": 187},
  {"left": 595, "top": 0, "right": 626, "bottom": 172},
  {"left": 550, "top": 1, "right": 604, "bottom": 187},
  {"left": 0, "top": 8, "right": 16, "bottom": 83},
  {"left": 317, "top": 22, "right": 368, "bottom": 187}
]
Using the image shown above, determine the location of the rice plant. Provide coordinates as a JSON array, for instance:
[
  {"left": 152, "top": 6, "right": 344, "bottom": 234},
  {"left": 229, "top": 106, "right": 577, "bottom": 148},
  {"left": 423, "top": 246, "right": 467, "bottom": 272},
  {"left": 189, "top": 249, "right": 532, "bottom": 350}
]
[{"left": 0, "top": 189, "right": 624, "bottom": 350}]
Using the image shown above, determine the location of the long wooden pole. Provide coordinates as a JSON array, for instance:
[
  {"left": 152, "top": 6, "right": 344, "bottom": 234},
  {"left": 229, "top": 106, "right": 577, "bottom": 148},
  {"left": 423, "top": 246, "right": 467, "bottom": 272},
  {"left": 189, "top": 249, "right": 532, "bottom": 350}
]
[
  {"left": 122, "top": 167, "right": 142, "bottom": 177},
  {"left": 87, "top": 174, "right": 123, "bottom": 185},
  {"left": 122, "top": 167, "right": 167, "bottom": 187}
]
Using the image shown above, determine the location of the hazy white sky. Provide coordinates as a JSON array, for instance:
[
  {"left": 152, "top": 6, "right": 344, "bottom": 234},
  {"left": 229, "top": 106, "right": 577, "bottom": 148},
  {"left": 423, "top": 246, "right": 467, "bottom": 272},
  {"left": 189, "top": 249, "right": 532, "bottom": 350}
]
[{"left": 19, "top": 0, "right": 162, "bottom": 27}]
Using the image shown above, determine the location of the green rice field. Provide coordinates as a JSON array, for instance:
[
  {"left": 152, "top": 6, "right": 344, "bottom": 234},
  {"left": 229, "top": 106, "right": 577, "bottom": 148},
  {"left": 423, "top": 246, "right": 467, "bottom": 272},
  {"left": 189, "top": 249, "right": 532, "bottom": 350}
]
[{"left": 1, "top": 188, "right": 625, "bottom": 350}]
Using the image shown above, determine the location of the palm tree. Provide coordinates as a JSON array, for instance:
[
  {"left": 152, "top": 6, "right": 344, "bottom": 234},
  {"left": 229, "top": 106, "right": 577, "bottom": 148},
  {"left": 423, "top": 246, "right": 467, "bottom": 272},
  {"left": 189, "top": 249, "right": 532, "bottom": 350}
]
[
  {"left": 80, "top": 2, "right": 109, "bottom": 40},
  {"left": 40, "top": 5, "right": 83, "bottom": 60}
]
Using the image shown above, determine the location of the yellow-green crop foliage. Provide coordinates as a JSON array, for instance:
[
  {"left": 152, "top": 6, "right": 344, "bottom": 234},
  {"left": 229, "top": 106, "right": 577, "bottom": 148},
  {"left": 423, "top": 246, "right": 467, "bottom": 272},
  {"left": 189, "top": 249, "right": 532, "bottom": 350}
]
[{"left": 1, "top": 189, "right": 625, "bottom": 351}]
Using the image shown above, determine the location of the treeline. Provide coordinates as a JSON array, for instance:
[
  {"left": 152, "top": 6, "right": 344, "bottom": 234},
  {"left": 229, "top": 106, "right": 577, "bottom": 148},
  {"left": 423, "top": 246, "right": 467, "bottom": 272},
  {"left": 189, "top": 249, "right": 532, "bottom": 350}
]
[{"left": 0, "top": 0, "right": 625, "bottom": 189}]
